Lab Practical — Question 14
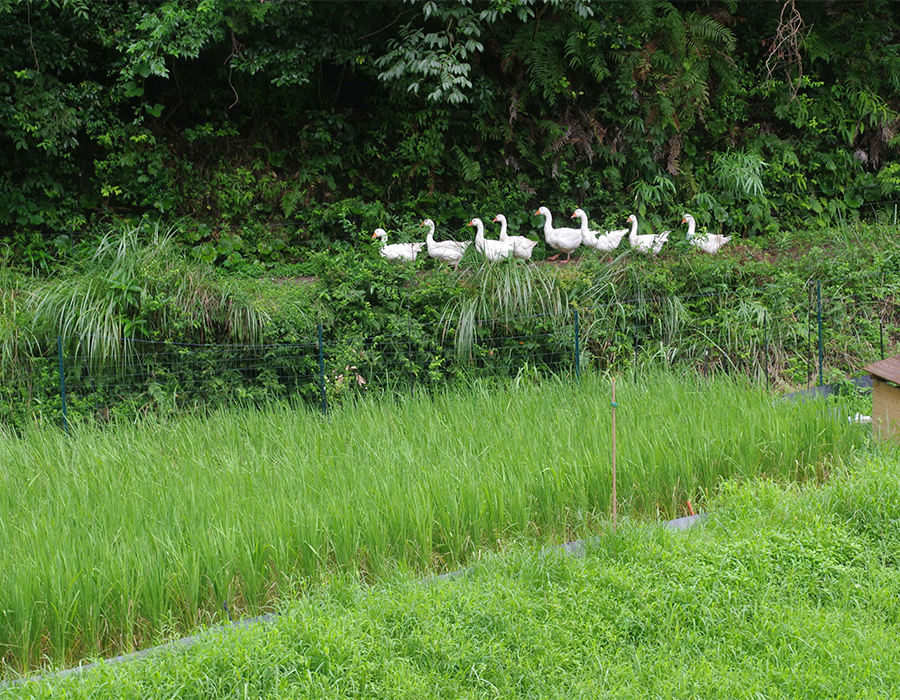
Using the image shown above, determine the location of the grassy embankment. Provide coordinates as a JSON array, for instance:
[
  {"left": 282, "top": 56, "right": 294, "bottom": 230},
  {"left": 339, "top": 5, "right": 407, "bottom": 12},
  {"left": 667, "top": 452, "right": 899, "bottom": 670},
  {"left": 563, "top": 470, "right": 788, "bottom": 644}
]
[
  {"left": 5, "top": 219, "right": 900, "bottom": 432},
  {"left": 6, "top": 451, "right": 900, "bottom": 698},
  {"left": 0, "top": 371, "right": 863, "bottom": 676}
]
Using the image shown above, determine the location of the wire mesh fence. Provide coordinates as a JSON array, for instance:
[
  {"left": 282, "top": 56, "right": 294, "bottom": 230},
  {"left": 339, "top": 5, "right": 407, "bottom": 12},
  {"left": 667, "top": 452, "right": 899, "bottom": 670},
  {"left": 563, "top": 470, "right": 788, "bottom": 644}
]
[{"left": 3, "top": 275, "right": 899, "bottom": 431}]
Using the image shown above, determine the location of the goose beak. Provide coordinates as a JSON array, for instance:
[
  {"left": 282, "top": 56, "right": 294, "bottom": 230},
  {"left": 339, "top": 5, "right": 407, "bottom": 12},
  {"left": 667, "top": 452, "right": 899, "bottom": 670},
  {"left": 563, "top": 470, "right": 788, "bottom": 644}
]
[
  {"left": 681, "top": 216, "right": 687, "bottom": 223},
  {"left": 492, "top": 216, "right": 499, "bottom": 223},
  {"left": 570, "top": 212, "right": 576, "bottom": 218},
  {"left": 371, "top": 232, "right": 378, "bottom": 239},
  {"left": 534, "top": 210, "right": 540, "bottom": 216}
]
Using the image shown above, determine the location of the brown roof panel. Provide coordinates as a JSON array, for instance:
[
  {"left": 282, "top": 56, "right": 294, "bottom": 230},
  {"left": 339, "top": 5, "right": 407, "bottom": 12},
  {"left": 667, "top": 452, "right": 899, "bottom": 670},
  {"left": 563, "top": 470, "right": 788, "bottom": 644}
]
[{"left": 863, "top": 356, "right": 900, "bottom": 384}]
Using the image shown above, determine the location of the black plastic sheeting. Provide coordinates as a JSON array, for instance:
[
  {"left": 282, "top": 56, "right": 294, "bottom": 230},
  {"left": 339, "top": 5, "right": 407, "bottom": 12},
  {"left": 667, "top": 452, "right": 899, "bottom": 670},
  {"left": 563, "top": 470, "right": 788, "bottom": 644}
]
[{"left": 783, "top": 374, "right": 873, "bottom": 402}]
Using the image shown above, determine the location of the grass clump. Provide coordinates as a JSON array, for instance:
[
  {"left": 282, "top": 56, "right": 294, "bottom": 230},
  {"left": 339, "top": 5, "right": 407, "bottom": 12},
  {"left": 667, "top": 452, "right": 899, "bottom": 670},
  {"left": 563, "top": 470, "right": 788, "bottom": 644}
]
[
  {"left": 26, "top": 223, "right": 268, "bottom": 371},
  {"left": 0, "top": 371, "right": 864, "bottom": 675},
  {"left": 7, "top": 453, "right": 900, "bottom": 698}
]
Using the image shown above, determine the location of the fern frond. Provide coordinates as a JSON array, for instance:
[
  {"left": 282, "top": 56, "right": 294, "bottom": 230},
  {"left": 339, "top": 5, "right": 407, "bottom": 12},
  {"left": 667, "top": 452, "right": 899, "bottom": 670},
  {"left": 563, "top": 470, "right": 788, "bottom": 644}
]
[
  {"left": 281, "top": 189, "right": 303, "bottom": 218},
  {"left": 686, "top": 12, "right": 736, "bottom": 53},
  {"left": 564, "top": 28, "right": 584, "bottom": 70},
  {"left": 504, "top": 16, "right": 572, "bottom": 106},
  {"left": 628, "top": 0, "right": 656, "bottom": 27},
  {"left": 452, "top": 146, "right": 483, "bottom": 182}
]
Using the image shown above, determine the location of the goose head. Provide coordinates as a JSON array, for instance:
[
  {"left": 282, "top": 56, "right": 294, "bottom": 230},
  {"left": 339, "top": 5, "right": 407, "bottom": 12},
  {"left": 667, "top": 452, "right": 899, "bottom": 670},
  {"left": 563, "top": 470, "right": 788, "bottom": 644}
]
[
  {"left": 467, "top": 218, "right": 485, "bottom": 239},
  {"left": 534, "top": 207, "right": 554, "bottom": 232},
  {"left": 570, "top": 208, "right": 587, "bottom": 221},
  {"left": 372, "top": 228, "right": 387, "bottom": 240},
  {"left": 682, "top": 214, "right": 696, "bottom": 238},
  {"left": 492, "top": 214, "right": 506, "bottom": 225}
]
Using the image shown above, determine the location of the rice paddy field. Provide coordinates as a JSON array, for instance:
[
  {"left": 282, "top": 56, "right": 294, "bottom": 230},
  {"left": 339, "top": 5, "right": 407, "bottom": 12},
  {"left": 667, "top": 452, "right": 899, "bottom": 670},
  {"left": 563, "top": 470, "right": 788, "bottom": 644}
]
[
  {"left": 0, "top": 372, "right": 866, "bottom": 678},
  {"left": 7, "top": 453, "right": 900, "bottom": 698}
]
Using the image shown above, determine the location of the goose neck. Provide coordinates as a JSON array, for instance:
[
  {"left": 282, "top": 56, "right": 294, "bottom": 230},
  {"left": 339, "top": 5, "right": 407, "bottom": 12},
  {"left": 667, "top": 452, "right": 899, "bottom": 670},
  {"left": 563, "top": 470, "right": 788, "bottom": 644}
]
[
  {"left": 574, "top": 211, "right": 588, "bottom": 235},
  {"left": 472, "top": 220, "right": 484, "bottom": 245},
  {"left": 541, "top": 210, "right": 554, "bottom": 234}
]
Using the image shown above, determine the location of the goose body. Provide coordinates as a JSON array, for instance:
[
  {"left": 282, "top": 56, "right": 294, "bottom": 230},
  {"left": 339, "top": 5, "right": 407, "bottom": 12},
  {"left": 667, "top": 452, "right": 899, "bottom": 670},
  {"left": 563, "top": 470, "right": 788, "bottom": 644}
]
[
  {"left": 422, "top": 218, "right": 471, "bottom": 268},
  {"left": 372, "top": 228, "right": 425, "bottom": 261},
  {"left": 570, "top": 209, "right": 628, "bottom": 252},
  {"left": 627, "top": 215, "right": 669, "bottom": 255},
  {"left": 494, "top": 214, "right": 538, "bottom": 260},
  {"left": 683, "top": 214, "right": 731, "bottom": 254},
  {"left": 534, "top": 206, "right": 582, "bottom": 262},
  {"left": 470, "top": 218, "right": 514, "bottom": 262}
]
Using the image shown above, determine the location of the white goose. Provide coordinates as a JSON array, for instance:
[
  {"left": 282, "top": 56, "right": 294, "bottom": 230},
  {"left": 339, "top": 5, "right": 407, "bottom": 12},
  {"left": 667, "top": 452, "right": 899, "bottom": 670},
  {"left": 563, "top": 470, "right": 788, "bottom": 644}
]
[
  {"left": 469, "top": 218, "right": 514, "bottom": 262},
  {"left": 627, "top": 214, "right": 669, "bottom": 255},
  {"left": 372, "top": 228, "right": 426, "bottom": 261},
  {"left": 570, "top": 209, "right": 628, "bottom": 252},
  {"left": 683, "top": 214, "right": 732, "bottom": 254},
  {"left": 534, "top": 206, "right": 582, "bottom": 262},
  {"left": 493, "top": 214, "right": 538, "bottom": 260},
  {"left": 422, "top": 218, "right": 471, "bottom": 268}
]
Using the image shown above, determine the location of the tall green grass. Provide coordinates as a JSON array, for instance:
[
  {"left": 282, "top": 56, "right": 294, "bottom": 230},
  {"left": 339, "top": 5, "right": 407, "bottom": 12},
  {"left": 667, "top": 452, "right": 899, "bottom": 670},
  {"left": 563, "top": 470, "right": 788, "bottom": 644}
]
[
  {"left": 0, "top": 372, "right": 863, "bottom": 675},
  {"left": 27, "top": 224, "right": 268, "bottom": 371},
  {"left": 8, "top": 453, "right": 900, "bottom": 699}
]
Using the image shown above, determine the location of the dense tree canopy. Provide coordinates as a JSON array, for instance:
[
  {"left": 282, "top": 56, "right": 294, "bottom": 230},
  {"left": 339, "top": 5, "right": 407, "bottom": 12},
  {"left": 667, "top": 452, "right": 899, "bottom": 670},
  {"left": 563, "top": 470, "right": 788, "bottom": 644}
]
[{"left": 1, "top": 0, "right": 899, "bottom": 266}]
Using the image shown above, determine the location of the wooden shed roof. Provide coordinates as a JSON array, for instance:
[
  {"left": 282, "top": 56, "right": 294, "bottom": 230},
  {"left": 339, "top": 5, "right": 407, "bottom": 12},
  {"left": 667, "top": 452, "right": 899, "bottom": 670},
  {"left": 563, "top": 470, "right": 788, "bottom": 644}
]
[{"left": 863, "top": 356, "right": 900, "bottom": 384}]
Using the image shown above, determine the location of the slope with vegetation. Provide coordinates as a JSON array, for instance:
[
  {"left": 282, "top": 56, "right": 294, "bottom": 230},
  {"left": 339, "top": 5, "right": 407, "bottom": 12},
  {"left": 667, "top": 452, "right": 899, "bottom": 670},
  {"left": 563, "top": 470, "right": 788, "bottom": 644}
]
[
  {"left": 2, "top": 1, "right": 899, "bottom": 690},
  {"left": 2, "top": 217, "right": 899, "bottom": 428},
  {"left": 2, "top": 1, "right": 900, "bottom": 425},
  {"left": 1, "top": 0, "right": 899, "bottom": 264}
]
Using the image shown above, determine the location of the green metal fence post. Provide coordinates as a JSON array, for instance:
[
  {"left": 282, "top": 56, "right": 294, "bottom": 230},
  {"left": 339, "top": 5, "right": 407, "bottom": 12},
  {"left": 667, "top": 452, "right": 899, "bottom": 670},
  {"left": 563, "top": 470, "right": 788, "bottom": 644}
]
[
  {"left": 817, "top": 280, "right": 823, "bottom": 386},
  {"left": 317, "top": 322, "right": 327, "bottom": 415},
  {"left": 806, "top": 286, "right": 812, "bottom": 389},
  {"left": 57, "top": 335, "right": 68, "bottom": 434},
  {"left": 574, "top": 308, "right": 581, "bottom": 381}
]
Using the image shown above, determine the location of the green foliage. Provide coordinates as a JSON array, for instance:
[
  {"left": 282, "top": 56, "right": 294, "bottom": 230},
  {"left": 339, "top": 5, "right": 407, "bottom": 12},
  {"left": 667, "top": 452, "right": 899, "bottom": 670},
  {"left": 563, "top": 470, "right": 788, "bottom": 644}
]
[
  {"left": 27, "top": 222, "right": 268, "bottom": 370},
  {"left": 440, "top": 260, "right": 568, "bottom": 359},
  {"left": 376, "top": 3, "right": 484, "bottom": 105},
  {"left": 2, "top": 216, "right": 900, "bottom": 428},
  {"left": 0, "top": 250, "right": 54, "bottom": 430},
  {"left": 1, "top": 2, "right": 900, "bottom": 406},
  {"left": 14, "top": 498, "right": 900, "bottom": 698},
  {"left": 632, "top": 175, "right": 677, "bottom": 219},
  {"left": 2, "top": 0, "right": 900, "bottom": 250},
  {"left": 0, "top": 372, "right": 863, "bottom": 675}
]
